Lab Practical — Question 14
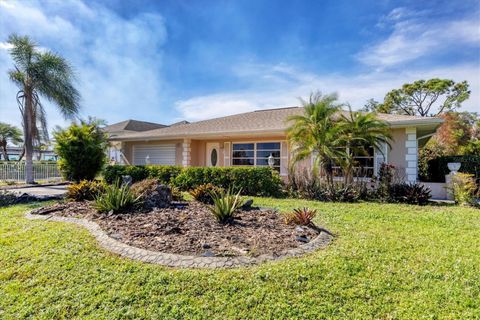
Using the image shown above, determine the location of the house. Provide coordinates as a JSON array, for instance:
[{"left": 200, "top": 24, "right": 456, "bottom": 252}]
[
  {"left": 0, "top": 146, "right": 58, "bottom": 161},
  {"left": 105, "top": 107, "right": 444, "bottom": 184}
]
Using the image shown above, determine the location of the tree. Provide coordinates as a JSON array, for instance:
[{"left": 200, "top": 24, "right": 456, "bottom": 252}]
[
  {"left": 287, "top": 92, "right": 348, "bottom": 185},
  {"left": 7, "top": 34, "right": 80, "bottom": 183},
  {"left": 0, "top": 122, "right": 23, "bottom": 161},
  {"left": 339, "top": 109, "right": 392, "bottom": 183},
  {"left": 380, "top": 79, "right": 470, "bottom": 116},
  {"left": 54, "top": 121, "right": 108, "bottom": 182}
]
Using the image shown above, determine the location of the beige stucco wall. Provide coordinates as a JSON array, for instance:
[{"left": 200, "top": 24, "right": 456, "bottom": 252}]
[{"left": 387, "top": 128, "right": 408, "bottom": 180}]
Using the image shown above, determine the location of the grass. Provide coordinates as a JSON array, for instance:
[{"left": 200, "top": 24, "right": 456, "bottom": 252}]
[{"left": 0, "top": 199, "right": 479, "bottom": 319}]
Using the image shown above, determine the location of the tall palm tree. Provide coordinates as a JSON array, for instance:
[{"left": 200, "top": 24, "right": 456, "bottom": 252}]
[
  {"left": 0, "top": 122, "right": 23, "bottom": 161},
  {"left": 287, "top": 92, "right": 347, "bottom": 185},
  {"left": 7, "top": 34, "right": 80, "bottom": 183},
  {"left": 339, "top": 109, "right": 392, "bottom": 183}
]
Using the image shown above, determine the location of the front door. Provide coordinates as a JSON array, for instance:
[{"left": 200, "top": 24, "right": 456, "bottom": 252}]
[{"left": 206, "top": 143, "right": 220, "bottom": 167}]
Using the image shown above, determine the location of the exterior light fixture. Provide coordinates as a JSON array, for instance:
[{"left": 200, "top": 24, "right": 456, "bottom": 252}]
[
  {"left": 268, "top": 153, "right": 275, "bottom": 168},
  {"left": 145, "top": 155, "right": 150, "bottom": 165}
]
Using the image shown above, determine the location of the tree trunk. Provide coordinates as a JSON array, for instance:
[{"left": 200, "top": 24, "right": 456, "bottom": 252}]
[
  {"left": 24, "top": 89, "right": 34, "bottom": 184},
  {"left": 0, "top": 140, "right": 8, "bottom": 161}
]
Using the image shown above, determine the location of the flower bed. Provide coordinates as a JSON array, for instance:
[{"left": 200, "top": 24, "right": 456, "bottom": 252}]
[{"left": 31, "top": 200, "right": 321, "bottom": 258}]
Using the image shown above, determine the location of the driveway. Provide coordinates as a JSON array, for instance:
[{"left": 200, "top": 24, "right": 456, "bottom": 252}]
[{"left": 8, "top": 184, "right": 68, "bottom": 197}]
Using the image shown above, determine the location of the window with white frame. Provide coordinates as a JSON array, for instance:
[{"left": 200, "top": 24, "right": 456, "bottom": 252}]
[
  {"left": 232, "top": 142, "right": 281, "bottom": 171},
  {"left": 332, "top": 146, "right": 375, "bottom": 177}
]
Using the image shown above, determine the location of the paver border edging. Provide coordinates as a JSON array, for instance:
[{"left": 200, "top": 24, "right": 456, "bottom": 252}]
[{"left": 25, "top": 211, "right": 332, "bottom": 269}]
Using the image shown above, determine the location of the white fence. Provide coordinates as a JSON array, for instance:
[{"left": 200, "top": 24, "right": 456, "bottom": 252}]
[{"left": 0, "top": 162, "right": 62, "bottom": 182}]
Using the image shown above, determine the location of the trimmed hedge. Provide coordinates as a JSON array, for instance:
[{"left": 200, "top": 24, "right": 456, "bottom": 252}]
[
  {"left": 174, "top": 166, "right": 283, "bottom": 197},
  {"left": 103, "top": 165, "right": 182, "bottom": 184},
  {"left": 103, "top": 165, "right": 283, "bottom": 197},
  {"left": 425, "top": 155, "right": 480, "bottom": 182}
]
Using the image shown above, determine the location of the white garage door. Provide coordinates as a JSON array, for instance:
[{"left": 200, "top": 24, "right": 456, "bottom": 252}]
[{"left": 133, "top": 144, "right": 176, "bottom": 165}]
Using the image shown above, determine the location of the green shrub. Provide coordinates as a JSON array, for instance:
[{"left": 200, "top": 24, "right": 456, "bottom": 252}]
[
  {"left": 284, "top": 207, "right": 317, "bottom": 226},
  {"left": 54, "top": 122, "right": 108, "bottom": 182},
  {"left": 423, "top": 155, "right": 480, "bottom": 182},
  {"left": 170, "top": 186, "right": 184, "bottom": 201},
  {"left": 189, "top": 183, "right": 224, "bottom": 204},
  {"left": 389, "top": 183, "right": 431, "bottom": 205},
  {"left": 174, "top": 167, "right": 283, "bottom": 197},
  {"left": 208, "top": 187, "right": 244, "bottom": 223},
  {"left": 94, "top": 182, "right": 141, "bottom": 213},
  {"left": 450, "top": 173, "right": 479, "bottom": 206},
  {"left": 0, "top": 190, "right": 17, "bottom": 207},
  {"left": 67, "top": 180, "right": 105, "bottom": 201},
  {"left": 103, "top": 165, "right": 182, "bottom": 184}
]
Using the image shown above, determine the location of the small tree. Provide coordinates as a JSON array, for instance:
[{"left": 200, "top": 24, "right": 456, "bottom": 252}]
[
  {"left": 54, "top": 121, "right": 108, "bottom": 182},
  {"left": 0, "top": 122, "right": 23, "bottom": 161},
  {"left": 287, "top": 92, "right": 346, "bottom": 185},
  {"left": 366, "top": 79, "right": 470, "bottom": 116}
]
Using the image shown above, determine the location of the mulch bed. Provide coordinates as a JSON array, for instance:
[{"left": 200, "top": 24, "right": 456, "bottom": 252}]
[{"left": 32, "top": 201, "right": 319, "bottom": 257}]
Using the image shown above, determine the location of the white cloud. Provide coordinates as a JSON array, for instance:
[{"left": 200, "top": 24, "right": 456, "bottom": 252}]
[
  {"left": 358, "top": 8, "right": 480, "bottom": 68},
  {"left": 175, "top": 63, "right": 480, "bottom": 122},
  {"left": 0, "top": 0, "right": 167, "bottom": 131}
]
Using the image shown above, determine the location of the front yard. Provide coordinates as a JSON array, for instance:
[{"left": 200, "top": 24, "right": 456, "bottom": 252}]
[{"left": 1, "top": 199, "right": 479, "bottom": 319}]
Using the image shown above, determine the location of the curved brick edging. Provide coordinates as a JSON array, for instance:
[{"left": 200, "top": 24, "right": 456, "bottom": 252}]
[{"left": 25, "top": 211, "right": 332, "bottom": 269}]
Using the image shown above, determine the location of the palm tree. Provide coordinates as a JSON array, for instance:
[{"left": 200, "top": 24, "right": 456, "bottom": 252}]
[
  {"left": 339, "top": 109, "right": 392, "bottom": 183},
  {"left": 0, "top": 122, "right": 23, "bottom": 161},
  {"left": 287, "top": 92, "right": 347, "bottom": 185},
  {"left": 7, "top": 34, "right": 80, "bottom": 183}
]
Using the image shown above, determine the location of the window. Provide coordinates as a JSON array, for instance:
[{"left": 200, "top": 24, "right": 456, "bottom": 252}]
[
  {"left": 332, "top": 146, "right": 375, "bottom": 178},
  {"left": 232, "top": 142, "right": 281, "bottom": 171}
]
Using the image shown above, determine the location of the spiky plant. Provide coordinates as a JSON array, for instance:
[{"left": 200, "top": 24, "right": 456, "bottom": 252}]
[{"left": 208, "top": 187, "right": 244, "bottom": 223}]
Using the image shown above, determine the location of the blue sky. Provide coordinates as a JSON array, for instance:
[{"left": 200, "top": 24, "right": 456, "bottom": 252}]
[{"left": 0, "top": 0, "right": 479, "bottom": 131}]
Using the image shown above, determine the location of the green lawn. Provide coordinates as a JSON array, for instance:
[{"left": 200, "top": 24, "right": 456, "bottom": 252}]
[{"left": 1, "top": 200, "right": 479, "bottom": 319}]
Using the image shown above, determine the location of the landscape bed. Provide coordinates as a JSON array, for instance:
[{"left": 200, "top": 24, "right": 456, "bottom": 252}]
[{"left": 30, "top": 200, "right": 320, "bottom": 257}]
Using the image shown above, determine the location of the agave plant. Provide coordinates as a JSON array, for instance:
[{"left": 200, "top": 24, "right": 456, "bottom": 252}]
[
  {"left": 285, "top": 207, "right": 317, "bottom": 226},
  {"left": 94, "top": 181, "right": 141, "bottom": 214},
  {"left": 208, "top": 187, "right": 244, "bottom": 223}
]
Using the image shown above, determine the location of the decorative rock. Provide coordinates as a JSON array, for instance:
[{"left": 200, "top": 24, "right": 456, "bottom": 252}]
[
  {"left": 121, "top": 175, "right": 133, "bottom": 187},
  {"left": 241, "top": 199, "right": 254, "bottom": 210},
  {"left": 296, "top": 235, "right": 310, "bottom": 243},
  {"left": 202, "top": 250, "right": 215, "bottom": 257},
  {"left": 142, "top": 184, "right": 172, "bottom": 210},
  {"left": 295, "top": 226, "right": 305, "bottom": 233}
]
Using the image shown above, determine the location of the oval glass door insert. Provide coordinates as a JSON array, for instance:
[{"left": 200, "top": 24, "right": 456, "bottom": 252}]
[{"left": 211, "top": 148, "right": 218, "bottom": 166}]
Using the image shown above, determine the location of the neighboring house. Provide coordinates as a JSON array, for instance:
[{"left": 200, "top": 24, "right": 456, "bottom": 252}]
[
  {"left": 105, "top": 107, "right": 443, "bottom": 184},
  {"left": 0, "top": 146, "right": 58, "bottom": 161}
]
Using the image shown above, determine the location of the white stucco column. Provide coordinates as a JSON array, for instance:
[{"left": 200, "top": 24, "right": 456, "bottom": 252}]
[
  {"left": 182, "top": 138, "right": 191, "bottom": 167},
  {"left": 405, "top": 127, "right": 418, "bottom": 183}
]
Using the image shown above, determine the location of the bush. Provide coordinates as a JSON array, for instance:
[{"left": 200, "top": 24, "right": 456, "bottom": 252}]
[
  {"left": 173, "top": 166, "right": 283, "bottom": 197},
  {"left": 67, "top": 180, "right": 105, "bottom": 201},
  {"left": 423, "top": 155, "right": 480, "bottom": 182},
  {"left": 189, "top": 183, "right": 224, "bottom": 204},
  {"left": 284, "top": 207, "right": 317, "bottom": 226},
  {"left": 103, "top": 165, "right": 182, "bottom": 184},
  {"left": 287, "top": 169, "right": 369, "bottom": 202},
  {"left": 94, "top": 182, "right": 141, "bottom": 213},
  {"left": 208, "top": 187, "right": 244, "bottom": 223},
  {"left": 170, "top": 186, "right": 184, "bottom": 201},
  {"left": 54, "top": 122, "right": 108, "bottom": 182},
  {"left": 0, "top": 190, "right": 17, "bottom": 207},
  {"left": 450, "top": 173, "right": 479, "bottom": 206},
  {"left": 389, "top": 183, "right": 431, "bottom": 205}
]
